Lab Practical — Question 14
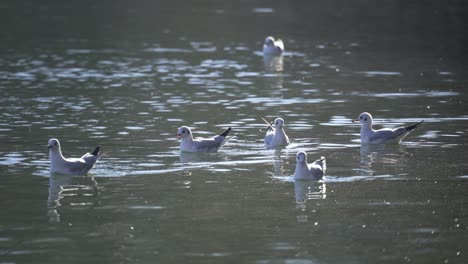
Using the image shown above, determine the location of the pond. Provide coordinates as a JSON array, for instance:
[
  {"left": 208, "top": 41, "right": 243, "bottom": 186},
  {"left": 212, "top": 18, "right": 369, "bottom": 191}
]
[{"left": 0, "top": 1, "right": 467, "bottom": 263}]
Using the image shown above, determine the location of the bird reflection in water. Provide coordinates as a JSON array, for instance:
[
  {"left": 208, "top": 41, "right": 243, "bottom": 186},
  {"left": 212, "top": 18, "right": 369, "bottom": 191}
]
[
  {"left": 47, "top": 174, "right": 100, "bottom": 223},
  {"left": 359, "top": 144, "right": 410, "bottom": 176},
  {"left": 270, "top": 149, "right": 291, "bottom": 177},
  {"left": 263, "top": 55, "right": 284, "bottom": 73},
  {"left": 179, "top": 151, "right": 228, "bottom": 163},
  {"left": 294, "top": 180, "right": 327, "bottom": 224},
  {"left": 263, "top": 55, "right": 284, "bottom": 99}
]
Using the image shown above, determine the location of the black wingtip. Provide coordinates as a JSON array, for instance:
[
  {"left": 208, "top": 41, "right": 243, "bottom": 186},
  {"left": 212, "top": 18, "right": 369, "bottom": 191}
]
[
  {"left": 260, "top": 117, "right": 275, "bottom": 132},
  {"left": 405, "top": 120, "right": 424, "bottom": 132},
  {"left": 266, "top": 121, "right": 274, "bottom": 132},
  {"left": 219, "top": 127, "right": 231, "bottom": 137},
  {"left": 91, "top": 145, "right": 101, "bottom": 156}
]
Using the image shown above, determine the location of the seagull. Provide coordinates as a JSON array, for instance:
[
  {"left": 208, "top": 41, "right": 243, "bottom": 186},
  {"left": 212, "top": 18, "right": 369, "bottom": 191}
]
[
  {"left": 293, "top": 151, "right": 326, "bottom": 180},
  {"left": 48, "top": 138, "right": 101, "bottom": 175},
  {"left": 262, "top": 36, "right": 284, "bottom": 56},
  {"left": 263, "top": 117, "right": 290, "bottom": 149},
  {"left": 353, "top": 112, "right": 424, "bottom": 144},
  {"left": 176, "top": 126, "right": 231, "bottom": 153}
]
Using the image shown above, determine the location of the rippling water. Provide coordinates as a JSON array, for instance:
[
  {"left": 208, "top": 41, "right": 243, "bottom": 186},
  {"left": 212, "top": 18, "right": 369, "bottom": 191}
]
[{"left": 1, "top": 1, "right": 467, "bottom": 264}]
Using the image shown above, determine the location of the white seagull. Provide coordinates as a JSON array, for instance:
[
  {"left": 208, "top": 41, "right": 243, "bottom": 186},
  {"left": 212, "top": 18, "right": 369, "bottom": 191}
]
[
  {"left": 262, "top": 36, "right": 284, "bottom": 56},
  {"left": 263, "top": 117, "right": 290, "bottom": 149},
  {"left": 293, "top": 151, "right": 326, "bottom": 181},
  {"left": 353, "top": 112, "right": 424, "bottom": 144},
  {"left": 48, "top": 138, "right": 101, "bottom": 175},
  {"left": 176, "top": 126, "right": 231, "bottom": 153}
]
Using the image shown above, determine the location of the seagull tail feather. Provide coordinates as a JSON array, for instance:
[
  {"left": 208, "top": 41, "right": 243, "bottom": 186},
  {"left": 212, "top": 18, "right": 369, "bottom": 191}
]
[
  {"left": 260, "top": 117, "right": 274, "bottom": 132},
  {"left": 91, "top": 145, "right": 101, "bottom": 156},
  {"left": 218, "top": 127, "right": 231, "bottom": 137},
  {"left": 405, "top": 120, "right": 424, "bottom": 132},
  {"left": 319, "top": 156, "right": 326, "bottom": 172}
]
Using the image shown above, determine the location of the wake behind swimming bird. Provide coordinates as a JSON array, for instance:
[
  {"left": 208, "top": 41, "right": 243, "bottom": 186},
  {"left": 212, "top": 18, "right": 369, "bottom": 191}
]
[
  {"left": 353, "top": 112, "right": 424, "bottom": 144},
  {"left": 263, "top": 36, "right": 284, "bottom": 56},
  {"left": 293, "top": 151, "right": 326, "bottom": 181},
  {"left": 176, "top": 126, "right": 231, "bottom": 153},
  {"left": 48, "top": 138, "right": 101, "bottom": 175},
  {"left": 263, "top": 117, "right": 290, "bottom": 149}
]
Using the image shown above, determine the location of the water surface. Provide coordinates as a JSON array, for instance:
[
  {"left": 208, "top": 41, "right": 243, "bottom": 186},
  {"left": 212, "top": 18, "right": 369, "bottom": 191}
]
[{"left": 1, "top": 1, "right": 467, "bottom": 263}]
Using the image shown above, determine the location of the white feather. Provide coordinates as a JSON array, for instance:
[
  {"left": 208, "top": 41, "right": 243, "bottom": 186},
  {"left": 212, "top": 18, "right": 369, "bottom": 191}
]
[
  {"left": 48, "top": 138, "right": 101, "bottom": 175},
  {"left": 294, "top": 152, "right": 326, "bottom": 180},
  {"left": 262, "top": 36, "right": 284, "bottom": 56},
  {"left": 354, "top": 112, "right": 423, "bottom": 144},
  {"left": 263, "top": 117, "right": 290, "bottom": 149},
  {"left": 177, "top": 126, "right": 231, "bottom": 153}
]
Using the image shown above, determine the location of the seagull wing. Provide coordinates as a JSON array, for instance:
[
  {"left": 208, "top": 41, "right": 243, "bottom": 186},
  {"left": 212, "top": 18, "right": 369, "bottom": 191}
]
[
  {"left": 275, "top": 39, "right": 284, "bottom": 51},
  {"left": 311, "top": 157, "right": 326, "bottom": 172},
  {"left": 370, "top": 121, "right": 423, "bottom": 143},
  {"left": 264, "top": 129, "right": 275, "bottom": 147},
  {"left": 62, "top": 157, "right": 91, "bottom": 173},
  {"left": 192, "top": 128, "right": 230, "bottom": 152},
  {"left": 260, "top": 117, "right": 274, "bottom": 132},
  {"left": 82, "top": 154, "right": 100, "bottom": 167},
  {"left": 80, "top": 145, "right": 101, "bottom": 159},
  {"left": 307, "top": 161, "right": 325, "bottom": 180},
  {"left": 192, "top": 137, "right": 225, "bottom": 152},
  {"left": 79, "top": 145, "right": 101, "bottom": 169}
]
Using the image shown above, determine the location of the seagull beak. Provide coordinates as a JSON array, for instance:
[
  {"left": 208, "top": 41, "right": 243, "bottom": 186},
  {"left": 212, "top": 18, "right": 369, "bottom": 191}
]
[
  {"left": 47, "top": 145, "right": 52, "bottom": 149},
  {"left": 176, "top": 134, "right": 181, "bottom": 139}
]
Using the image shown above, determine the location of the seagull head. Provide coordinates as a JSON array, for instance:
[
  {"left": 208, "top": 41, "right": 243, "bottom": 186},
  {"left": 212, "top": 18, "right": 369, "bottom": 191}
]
[
  {"left": 274, "top": 118, "right": 285, "bottom": 129},
  {"left": 354, "top": 112, "right": 373, "bottom": 128},
  {"left": 48, "top": 138, "right": 61, "bottom": 151},
  {"left": 176, "top": 126, "right": 192, "bottom": 139},
  {"left": 265, "top": 36, "right": 275, "bottom": 46},
  {"left": 296, "top": 151, "right": 307, "bottom": 163}
]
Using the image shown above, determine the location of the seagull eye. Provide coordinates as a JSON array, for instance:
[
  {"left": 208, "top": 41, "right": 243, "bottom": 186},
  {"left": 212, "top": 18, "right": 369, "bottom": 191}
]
[
  {"left": 364, "top": 118, "right": 367, "bottom": 121},
  {"left": 360, "top": 116, "right": 362, "bottom": 120},
  {"left": 54, "top": 142, "right": 57, "bottom": 146}
]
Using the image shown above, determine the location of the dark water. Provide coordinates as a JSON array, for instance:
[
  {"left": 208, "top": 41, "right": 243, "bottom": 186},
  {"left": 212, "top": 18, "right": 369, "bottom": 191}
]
[{"left": 1, "top": 1, "right": 467, "bottom": 263}]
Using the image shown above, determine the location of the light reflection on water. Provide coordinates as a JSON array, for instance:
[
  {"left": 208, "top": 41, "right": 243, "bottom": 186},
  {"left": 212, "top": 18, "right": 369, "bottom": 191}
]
[
  {"left": 1, "top": 2, "right": 467, "bottom": 263},
  {"left": 47, "top": 174, "right": 100, "bottom": 223}
]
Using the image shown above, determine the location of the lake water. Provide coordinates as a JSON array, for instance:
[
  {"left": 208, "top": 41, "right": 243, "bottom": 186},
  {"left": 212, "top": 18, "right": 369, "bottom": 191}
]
[{"left": 1, "top": 1, "right": 467, "bottom": 263}]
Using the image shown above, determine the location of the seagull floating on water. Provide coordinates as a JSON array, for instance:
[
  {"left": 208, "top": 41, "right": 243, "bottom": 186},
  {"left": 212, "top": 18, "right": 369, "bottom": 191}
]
[
  {"left": 176, "top": 126, "right": 231, "bottom": 153},
  {"left": 353, "top": 112, "right": 424, "bottom": 144},
  {"left": 263, "top": 117, "right": 290, "bottom": 149},
  {"left": 262, "top": 36, "right": 284, "bottom": 56},
  {"left": 48, "top": 138, "right": 101, "bottom": 175},
  {"left": 293, "top": 151, "right": 326, "bottom": 180}
]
